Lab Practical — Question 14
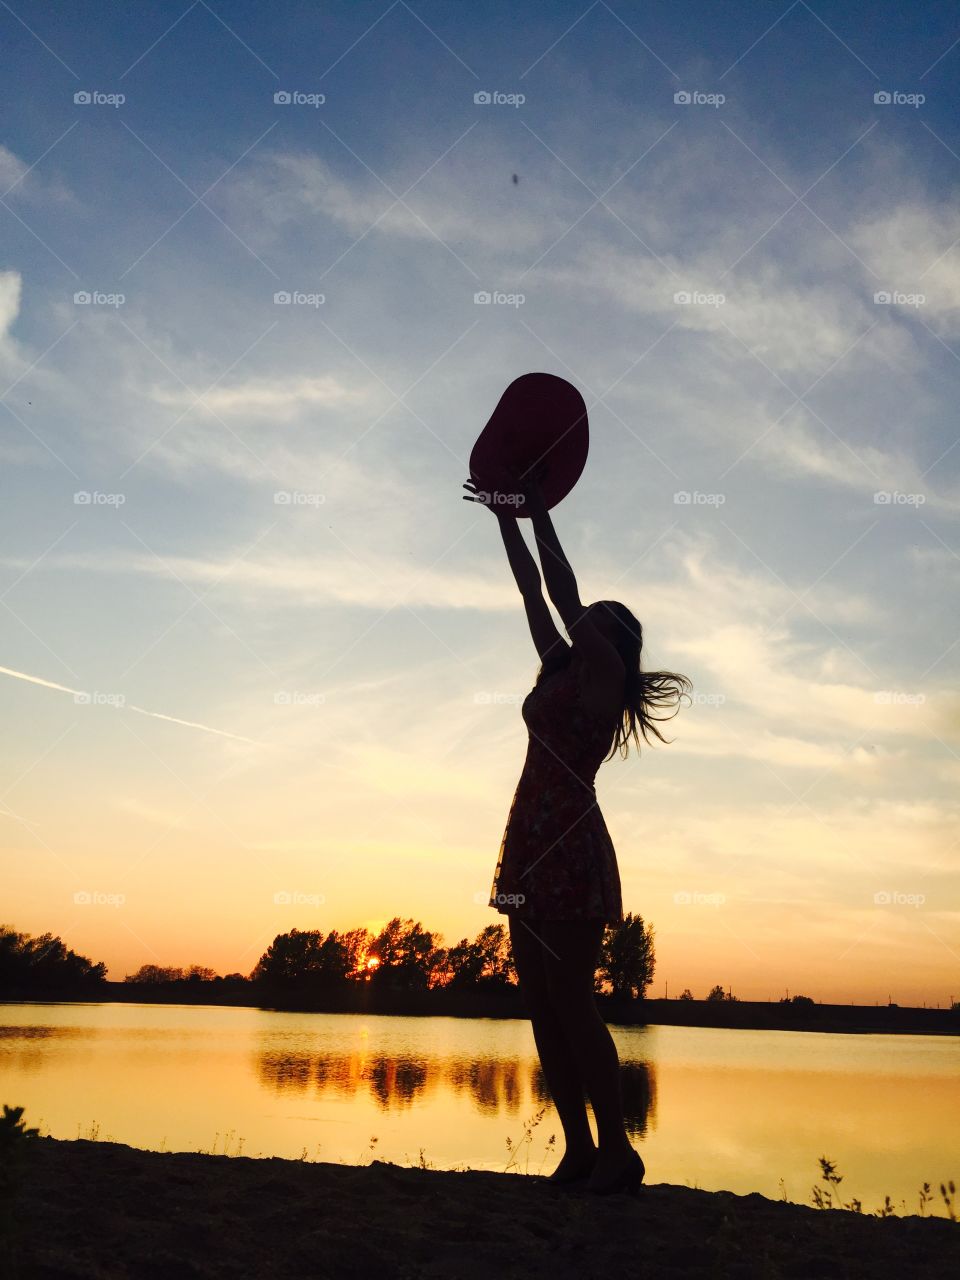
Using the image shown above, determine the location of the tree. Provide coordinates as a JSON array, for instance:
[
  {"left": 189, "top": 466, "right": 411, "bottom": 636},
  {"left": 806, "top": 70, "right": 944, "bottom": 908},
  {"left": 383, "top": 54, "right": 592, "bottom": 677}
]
[
  {"left": 251, "top": 929, "right": 326, "bottom": 984},
  {"left": 368, "top": 918, "right": 440, "bottom": 990},
  {"left": 677, "top": 988, "right": 694, "bottom": 1001},
  {"left": 597, "top": 914, "right": 655, "bottom": 999},
  {"left": 706, "top": 984, "right": 738, "bottom": 1002},
  {"left": 446, "top": 924, "right": 515, "bottom": 989},
  {"left": 0, "top": 925, "right": 106, "bottom": 990},
  {"left": 124, "top": 965, "right": 184, "bottom": 983}
]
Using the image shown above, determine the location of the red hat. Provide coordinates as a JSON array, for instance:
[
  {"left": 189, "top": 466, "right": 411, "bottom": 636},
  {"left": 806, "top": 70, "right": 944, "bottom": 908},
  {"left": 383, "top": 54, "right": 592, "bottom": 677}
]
[{"left": 469, "top": 372, "right": 589, "bottom": 517}]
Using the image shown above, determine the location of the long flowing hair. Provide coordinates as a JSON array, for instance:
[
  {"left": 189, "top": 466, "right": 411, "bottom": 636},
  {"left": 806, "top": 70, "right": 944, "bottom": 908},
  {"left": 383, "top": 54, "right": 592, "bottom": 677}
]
[
  {"left": 536, "top": 601, "right": 692, "bottom": 760},
  {"left": 600, "top": 601, "right": 691, "bottom": 759}
]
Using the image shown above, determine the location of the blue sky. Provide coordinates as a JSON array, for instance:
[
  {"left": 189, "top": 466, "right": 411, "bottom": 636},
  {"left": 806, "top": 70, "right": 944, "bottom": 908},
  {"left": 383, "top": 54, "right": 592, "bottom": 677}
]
[{"left": 1, "top": 0, "right": 958, "bottom": 1000}]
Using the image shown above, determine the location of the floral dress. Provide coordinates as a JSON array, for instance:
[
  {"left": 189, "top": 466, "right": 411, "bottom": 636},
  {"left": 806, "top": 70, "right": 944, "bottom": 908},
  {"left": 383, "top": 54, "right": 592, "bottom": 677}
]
[{"left": 489, "top": 645, "right": 624, "bottom": 923}]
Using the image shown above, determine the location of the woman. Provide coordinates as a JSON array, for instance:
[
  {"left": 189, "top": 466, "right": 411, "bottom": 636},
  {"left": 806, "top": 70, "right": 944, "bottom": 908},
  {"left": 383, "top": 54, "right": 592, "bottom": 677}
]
[{"left": 464, "top": 466, "right": 690, "bottom": 1195}]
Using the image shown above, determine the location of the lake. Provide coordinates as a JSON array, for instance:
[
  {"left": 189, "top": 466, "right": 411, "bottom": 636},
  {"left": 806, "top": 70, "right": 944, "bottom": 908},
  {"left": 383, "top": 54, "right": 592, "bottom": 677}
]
[{"left": 2, "top": 1002, "right": 957, "bottom": 1216}]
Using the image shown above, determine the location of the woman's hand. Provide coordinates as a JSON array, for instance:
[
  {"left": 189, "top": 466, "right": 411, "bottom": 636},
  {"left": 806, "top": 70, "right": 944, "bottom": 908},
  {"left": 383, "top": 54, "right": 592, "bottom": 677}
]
[
  {"left": 512, "top": 459, "right": 548, "bottom": 516},
  {"left": 462, "top": 477, "right": 510, "bottom": 516}
]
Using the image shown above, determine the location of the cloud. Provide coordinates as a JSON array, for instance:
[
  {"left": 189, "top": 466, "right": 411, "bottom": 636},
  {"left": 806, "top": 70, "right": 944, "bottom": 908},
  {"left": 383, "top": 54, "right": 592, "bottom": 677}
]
[
  {"left": 850, "top": 201, "right": 960, "bottom": 332},
  {"left": 150, "top": 373, "right": 376, "bottom": 420}
]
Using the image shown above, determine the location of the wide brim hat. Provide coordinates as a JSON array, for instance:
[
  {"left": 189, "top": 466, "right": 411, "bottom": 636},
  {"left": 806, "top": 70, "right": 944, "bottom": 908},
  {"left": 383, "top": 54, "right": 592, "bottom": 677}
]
[{"left": 469, "top": 372, "right": 589, "bottom": 517}]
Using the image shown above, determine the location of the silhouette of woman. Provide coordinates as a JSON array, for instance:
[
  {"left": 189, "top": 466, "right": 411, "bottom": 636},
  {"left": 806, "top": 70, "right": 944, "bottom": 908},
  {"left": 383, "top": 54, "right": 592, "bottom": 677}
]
[{"left": 464, "top": 465, "right": 690, "bottom": 1194}]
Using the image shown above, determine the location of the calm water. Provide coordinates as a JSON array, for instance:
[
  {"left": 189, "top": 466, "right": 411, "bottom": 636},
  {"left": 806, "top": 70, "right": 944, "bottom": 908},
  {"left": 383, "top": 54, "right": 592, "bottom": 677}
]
[{"left": 2, "top": 1002, "right": 957, "bottom": 1214}]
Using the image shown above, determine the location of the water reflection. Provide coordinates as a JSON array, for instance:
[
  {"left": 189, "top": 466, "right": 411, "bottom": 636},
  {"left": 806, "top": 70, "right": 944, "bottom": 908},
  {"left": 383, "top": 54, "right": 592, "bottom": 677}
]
[{"left": 255, "top": 1044, "right": 657, "bottom": 1135}]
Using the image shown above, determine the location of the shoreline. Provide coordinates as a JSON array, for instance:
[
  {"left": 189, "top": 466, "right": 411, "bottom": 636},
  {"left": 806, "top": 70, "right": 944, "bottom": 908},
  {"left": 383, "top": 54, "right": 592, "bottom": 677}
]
[
  {"left": 5, "top": 1137, "right": 958, "bottom": 1278},
  {"left": 2, "top": 986, "right": 958, "bottom": 1036}
]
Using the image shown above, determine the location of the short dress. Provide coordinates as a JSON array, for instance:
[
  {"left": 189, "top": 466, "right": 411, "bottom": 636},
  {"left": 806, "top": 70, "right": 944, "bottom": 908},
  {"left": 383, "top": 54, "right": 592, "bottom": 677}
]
[{"left": 489, "top": 644, "right": 624, "bottom": 923}]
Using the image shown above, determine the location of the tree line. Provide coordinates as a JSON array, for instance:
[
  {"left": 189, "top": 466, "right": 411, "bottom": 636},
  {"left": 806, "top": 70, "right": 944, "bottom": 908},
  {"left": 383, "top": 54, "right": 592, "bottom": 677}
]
[{"left": 0, "top": 914, "right": 658, "bottom": 999}]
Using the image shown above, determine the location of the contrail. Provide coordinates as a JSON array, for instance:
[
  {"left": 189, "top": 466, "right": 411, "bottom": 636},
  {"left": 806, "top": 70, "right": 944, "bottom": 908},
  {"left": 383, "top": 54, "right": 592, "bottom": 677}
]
[{"left": 0, "top": 663, "right": 264, "bottom": 746}]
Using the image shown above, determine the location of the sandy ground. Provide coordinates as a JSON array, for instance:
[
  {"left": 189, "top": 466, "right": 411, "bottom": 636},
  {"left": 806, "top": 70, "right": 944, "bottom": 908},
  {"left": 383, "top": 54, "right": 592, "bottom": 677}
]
[{"left": 5, "top": 1137, "right": 958, "bottom": 1279}]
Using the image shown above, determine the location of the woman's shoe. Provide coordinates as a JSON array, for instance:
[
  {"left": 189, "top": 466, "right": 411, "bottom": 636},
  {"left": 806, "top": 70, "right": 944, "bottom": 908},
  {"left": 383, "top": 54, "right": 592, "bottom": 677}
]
[
  {"left": 587, "top": 1148, "right": 645, "bottom": 1196},
  {"left": 547, "top": 1150, "right": 597, "bottom": 1185}
]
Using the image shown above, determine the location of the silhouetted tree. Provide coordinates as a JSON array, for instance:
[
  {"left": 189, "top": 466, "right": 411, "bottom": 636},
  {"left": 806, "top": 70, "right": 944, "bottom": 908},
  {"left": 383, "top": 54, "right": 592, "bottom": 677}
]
[
  {"left": 677, "top": 988, "right": 694, "bottom": 1001},
  {"left": 368, "top": 917, "right": 439, "bottom": 991},
  {"left": 0, "top": 926, "right": 106, "bottom": 991},
  {"left": 597, "top": 914, "right": 655, "bottom": 998},
  {"left": 706, "top": 984, "right": 738, "bottom": 1002},
  {"left": 124, "top": 965, "right": 185, "bottom": 983},
  {"left": 252, "top": 929, "right": 323, "bottom": 983},
  {"left": 252, "top": 927, "right": 376, "bottom": 988},
  {"left": 446, "top": 924, "right": 515, "bottom": 989}
]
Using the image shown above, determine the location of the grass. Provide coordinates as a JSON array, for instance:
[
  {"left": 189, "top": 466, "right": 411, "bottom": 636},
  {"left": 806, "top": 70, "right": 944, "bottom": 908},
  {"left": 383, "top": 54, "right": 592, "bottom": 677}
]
[
  {"left": 810, "top": 1155, "right": 957, "bottom": 1221},
  {"left": 5, "top": 1103, "right": 960, "bottom": 1222}
]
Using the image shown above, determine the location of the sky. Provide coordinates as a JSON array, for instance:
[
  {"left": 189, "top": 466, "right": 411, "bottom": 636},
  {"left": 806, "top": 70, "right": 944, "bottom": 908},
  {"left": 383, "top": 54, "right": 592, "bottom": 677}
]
[{"left": 1, "top": 0, "right": 958, "bottom": 1003}]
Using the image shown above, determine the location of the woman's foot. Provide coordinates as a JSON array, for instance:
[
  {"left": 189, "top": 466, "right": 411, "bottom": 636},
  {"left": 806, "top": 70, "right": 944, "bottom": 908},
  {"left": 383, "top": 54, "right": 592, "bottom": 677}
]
[
  {"left": 586, "top": 1144, "right": 645, "bottom": 1195},
  {"left": 548, "top": 1143, "right": 597, "bottom": 1184}
]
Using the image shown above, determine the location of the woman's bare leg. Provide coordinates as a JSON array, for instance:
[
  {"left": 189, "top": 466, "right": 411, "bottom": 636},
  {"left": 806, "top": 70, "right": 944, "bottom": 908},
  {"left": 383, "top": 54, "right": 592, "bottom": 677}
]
[
  {"left": 508, "top": 914, "right": 596, "bottom": 1177},
  {"left": 538, "top": 918, "right": 636, "bottom": 1188}
]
